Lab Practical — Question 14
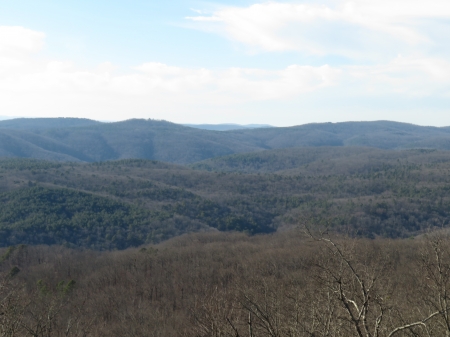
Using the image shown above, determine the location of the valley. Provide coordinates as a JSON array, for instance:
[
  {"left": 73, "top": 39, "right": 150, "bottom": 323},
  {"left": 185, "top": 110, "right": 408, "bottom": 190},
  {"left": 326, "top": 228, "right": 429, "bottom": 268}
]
[{"left": 1, "top": 145, "right": 450, "bottom": 248}]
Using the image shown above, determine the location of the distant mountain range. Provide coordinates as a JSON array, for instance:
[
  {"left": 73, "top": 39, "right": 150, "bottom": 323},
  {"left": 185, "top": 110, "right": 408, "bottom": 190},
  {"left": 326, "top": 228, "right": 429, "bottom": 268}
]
[
  {"left": 1, "top": 118, "right": 450, "bottom": 164},
  {"left": 183, "top": 123, "right": 273, "bottom": 131},
  {"left": 0, "top": 116, "right": 19, "bottom": 121},
  {"left": 0, "top": 117, "right": 101, "bottom": 129}
]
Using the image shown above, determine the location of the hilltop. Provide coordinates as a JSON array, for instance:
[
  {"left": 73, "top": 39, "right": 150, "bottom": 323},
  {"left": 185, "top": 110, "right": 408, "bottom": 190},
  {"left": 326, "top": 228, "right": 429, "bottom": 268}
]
[
  {"left": 182, "top": 123, "right": 273, "bottom": 131},
  {"left": 1, "top": 118, "right": 450, "bottom": 163}
]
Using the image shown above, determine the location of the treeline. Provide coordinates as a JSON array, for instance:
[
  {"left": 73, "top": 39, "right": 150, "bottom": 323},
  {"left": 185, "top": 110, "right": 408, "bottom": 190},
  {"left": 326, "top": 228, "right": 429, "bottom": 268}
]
[
  {"left": 2, "top": 232, "right": 450, "bottom": 336},
  {"left": 190, "top": 147, "right": 450, "bottom": 175}
]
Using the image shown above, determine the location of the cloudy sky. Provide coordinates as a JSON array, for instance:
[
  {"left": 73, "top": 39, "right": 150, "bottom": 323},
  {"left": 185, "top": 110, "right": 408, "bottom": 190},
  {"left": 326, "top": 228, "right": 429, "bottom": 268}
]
[{"left": 0, "top": 0, "right": 449, "bottom": 126}]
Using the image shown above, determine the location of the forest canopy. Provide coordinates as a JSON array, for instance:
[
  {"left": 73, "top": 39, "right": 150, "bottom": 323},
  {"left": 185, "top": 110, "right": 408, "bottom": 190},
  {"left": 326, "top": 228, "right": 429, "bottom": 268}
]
[{"left": 2, "top": 146, "right": 450, "bottom": 248}]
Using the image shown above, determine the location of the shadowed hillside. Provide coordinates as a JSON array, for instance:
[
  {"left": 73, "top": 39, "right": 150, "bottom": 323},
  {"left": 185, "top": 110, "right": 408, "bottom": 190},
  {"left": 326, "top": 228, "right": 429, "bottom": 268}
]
[
  {"left": 0, "top": 119, "right": 261, "bottom": 163},
  {"left": 0, "top": 117, "right": 101, "bottom": 130},
  {"left": 3, "top": 148, "right": 450, "bottom": 248},
  {"left": 1, "top": 118, "right": 450, "bottom": 163}
]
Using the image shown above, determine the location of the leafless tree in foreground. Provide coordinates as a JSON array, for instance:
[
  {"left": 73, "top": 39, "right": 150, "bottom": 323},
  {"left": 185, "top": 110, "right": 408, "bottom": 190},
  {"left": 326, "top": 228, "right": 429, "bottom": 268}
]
[
  {"left": 305, "top": 226, "right": 450, "bottom": 337},
  {"left": 6, "top": 232, "right": 450, "bottom": 336}
]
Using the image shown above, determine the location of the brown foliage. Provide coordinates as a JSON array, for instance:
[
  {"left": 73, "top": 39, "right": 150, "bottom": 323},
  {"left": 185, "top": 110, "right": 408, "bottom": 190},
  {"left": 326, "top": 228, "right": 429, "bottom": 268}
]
[{"left": 2, "top": 231, "right": 450, "bottom": 336}]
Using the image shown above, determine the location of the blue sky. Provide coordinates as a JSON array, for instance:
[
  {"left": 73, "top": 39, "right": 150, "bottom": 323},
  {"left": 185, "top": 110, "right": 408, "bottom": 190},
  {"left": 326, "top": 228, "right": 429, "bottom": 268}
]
[{"left": 0, "top": 0, "right": 449, "bottom": 126}]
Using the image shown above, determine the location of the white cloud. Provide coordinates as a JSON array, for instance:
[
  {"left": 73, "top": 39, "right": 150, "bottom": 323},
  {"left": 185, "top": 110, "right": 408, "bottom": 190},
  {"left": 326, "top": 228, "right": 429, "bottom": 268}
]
[
  {"left": 2, "top": 61, "right": 335, "bottom": 99},
  {"left": 0, "top": 26, "right": 46, "bottom": 75},
  {"left": 0, "top": 25, "right": 449, "bottom": 125},
  {"left": 214, "top": 64, "right": 340, "bottom": 100},
  {"left": 2, "top": 50, "right": 448, "bottom": 123},
  {"left": 0, "top": 26, "right": 45, "bottom": 55},
  {"left": 346, "top": 56, "right": 450, "bottom": 97},
  {"left": 187, "top": 1, "right": 450, "bottom": 57},
  {"left": 0, "top": 26, "right": 341, "bottom": 121}
]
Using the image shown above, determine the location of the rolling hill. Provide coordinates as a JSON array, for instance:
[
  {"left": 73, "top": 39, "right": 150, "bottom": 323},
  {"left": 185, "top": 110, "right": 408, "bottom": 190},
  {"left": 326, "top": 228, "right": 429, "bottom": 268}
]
[
  {"left": 183, "top": 123, "right": 273, "bottom": 131},
  {"left": 1, "top": 118, "right": 450, "bottom": 164},
  {"left": 3, "top": 147, "right": 450, "bottom": 248},
  {"left": 0, "top": 117, "right": 101, "bottom": 130},
  {"left": 190, "top": 147, "right": 450, "bottom": 175}
]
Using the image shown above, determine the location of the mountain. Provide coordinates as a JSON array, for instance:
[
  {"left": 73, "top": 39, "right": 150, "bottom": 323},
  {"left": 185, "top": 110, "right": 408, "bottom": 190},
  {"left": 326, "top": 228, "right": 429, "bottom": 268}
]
[
  {"left": 183, "top": 123, "right": 273, "bottom": 131},
  {"left": 0, "top": 119, "right": 261, "bottom": 163},
  {"left": 0, "top": 117, "right": 101, "bottom": 130},
  {"left": 0, "top": 116, "right": 17, "bottom": 121},
  {"left": 2, "top": 118, "right": 450, "bottom": 164}
]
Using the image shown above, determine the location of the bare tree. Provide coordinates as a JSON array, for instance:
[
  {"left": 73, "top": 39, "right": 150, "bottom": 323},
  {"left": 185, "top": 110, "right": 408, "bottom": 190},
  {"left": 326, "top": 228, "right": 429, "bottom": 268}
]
[
  {"left": 305, "top": 226, "right": 444, "bottom": 337},
  {"left": 0, "top": 277, "right": 25, "bottom": 337}
]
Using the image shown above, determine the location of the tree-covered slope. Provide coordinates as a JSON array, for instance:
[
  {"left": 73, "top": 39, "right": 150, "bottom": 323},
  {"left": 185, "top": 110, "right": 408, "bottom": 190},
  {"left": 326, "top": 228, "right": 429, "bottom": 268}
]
[
  {"left": 191, "top": 147, "right": 450, "bottom": 175},
  {"left": 3, "top": 150, "right": 450, "bottom": 248},
  {"left": 0, "top": 184, "right": 260, "bottom": 250},
  {"left": 0, "top": 117, "right": 101, "bottom": 130},
  {"left": 2, "top": 118, "right": 450, "bottom": 164},
  {"left": 0, "top": 159, "right": 279, "bottom": 249},
  {"left": 227, "top": 120, "right": 450, "bottom": 149},
  {"left": 0, "top": 129, "right": 92, "bottom": 162},
  {"left": 35, "top": 119, "right": 262, "bottom": 162},
  {"left": 0, "top": 187, "right": 167, "bottom": 249},
  {"left": 0, "top": 119, "right": 262, "bottom": 163}
]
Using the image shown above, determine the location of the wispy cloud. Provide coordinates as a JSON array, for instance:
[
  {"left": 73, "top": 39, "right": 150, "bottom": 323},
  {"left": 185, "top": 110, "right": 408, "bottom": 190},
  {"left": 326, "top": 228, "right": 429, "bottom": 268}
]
[
  {"left": 0, "top": 59, "right": 339, "bottom": 101},
  {"left": 0, "top": 26, "right": 46, "bottom": 75},
  {"left": 346, "top": 56, "right": 450, "bottom": 97},
  {"left": 0, "top": 24, "right": 449, "bottom": 124},
  {"left": 0, "top": 27, "right": 340, "bottom": 120},
  {"left": 186, "top": 1, "right": 450, "bottom": 58},
  {"left": 0, "top": 26, "right": 45, "bottom": 55}
]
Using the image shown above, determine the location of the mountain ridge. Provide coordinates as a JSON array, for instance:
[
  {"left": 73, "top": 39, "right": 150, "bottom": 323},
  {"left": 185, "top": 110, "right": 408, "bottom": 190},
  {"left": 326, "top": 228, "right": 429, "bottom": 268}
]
[
  {"left": 1, "top": 118, "right": 450, "bottom": 164},
  {"left": 183, "top": 123, "right": 273, "bottom": 131}
]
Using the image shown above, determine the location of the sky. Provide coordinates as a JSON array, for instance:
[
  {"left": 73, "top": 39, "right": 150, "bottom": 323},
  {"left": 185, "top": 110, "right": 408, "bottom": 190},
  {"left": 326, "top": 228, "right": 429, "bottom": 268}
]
[{"left": 0, "top": 0, "right": 449, "bottom": 126}]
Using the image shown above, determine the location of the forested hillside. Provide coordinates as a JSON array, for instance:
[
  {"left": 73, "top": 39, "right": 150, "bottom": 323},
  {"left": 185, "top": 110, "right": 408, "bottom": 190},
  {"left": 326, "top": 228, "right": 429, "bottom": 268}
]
[
  {"left": 0, "top": 117, "right": 100, "bottom": 130},
  {"left": 3, "top": 232, "right": 450, "bottom": 336},
  {"left": 2, "top": 147, "right": 450, "bottom": 248},
  {"left": 191, "top": 146, "right": 450, "bottom": 174},
  {"left": 2, "top": 118, "right": 450, "bottom": 163}
]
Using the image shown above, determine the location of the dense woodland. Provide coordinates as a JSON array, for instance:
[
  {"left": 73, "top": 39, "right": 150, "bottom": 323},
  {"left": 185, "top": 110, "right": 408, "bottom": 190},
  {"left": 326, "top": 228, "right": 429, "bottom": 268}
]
[
  {"left": 3, "top": 232, "right": 450, "bottom": 336},
  {"left": 3, "top": 146, "right": 450, "bottom": 248}
]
